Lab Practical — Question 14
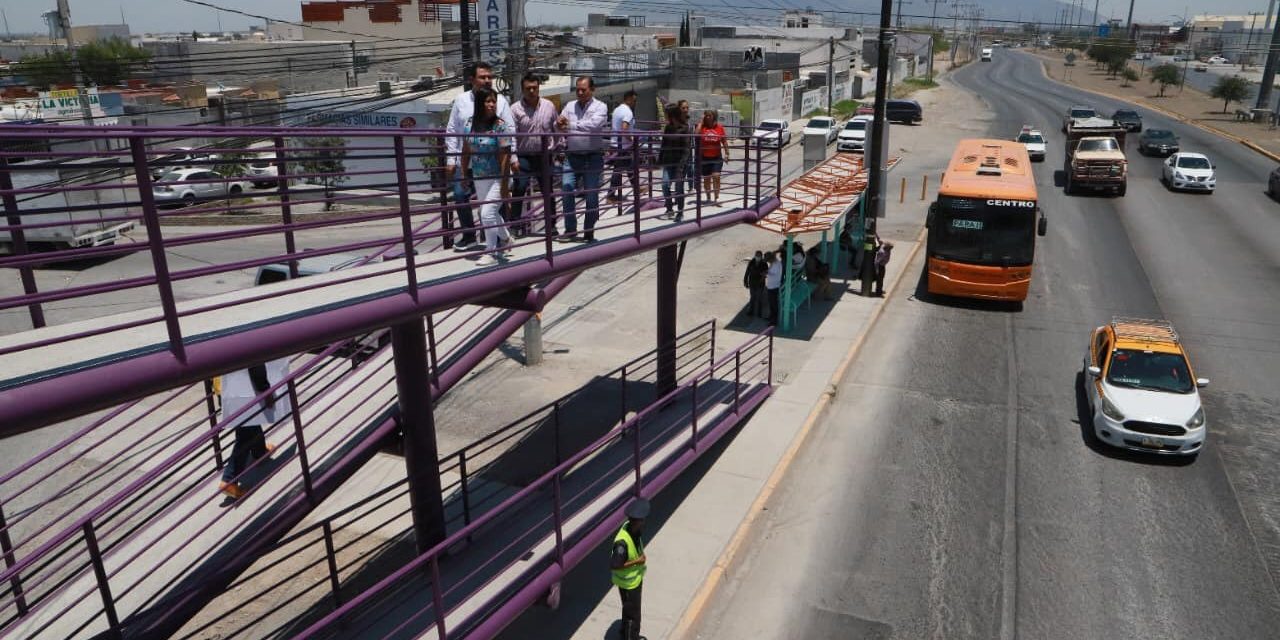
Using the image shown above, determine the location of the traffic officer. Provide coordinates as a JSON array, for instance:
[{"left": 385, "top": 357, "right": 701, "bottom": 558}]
[{"left": 610, "top": 498, "right": 649, "bottom": 640}]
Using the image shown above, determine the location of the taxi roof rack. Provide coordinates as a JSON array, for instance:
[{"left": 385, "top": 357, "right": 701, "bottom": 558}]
[{"left": 1110, "top": 316, "right": 1179, "bottom": 344}]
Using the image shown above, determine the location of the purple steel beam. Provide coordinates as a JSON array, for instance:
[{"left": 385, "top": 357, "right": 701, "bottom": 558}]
[
  {"left": 0, "top": 159, "right": 45, "bottom": 329},
  {"left": 392, "top": 318, "right": 448, "bottom": 553},
  {"left": 473, "top": 285, "right": 538, "bottom": 312},
  {"left": 0, "top": 200, "right": 776, "bottom": 438}
]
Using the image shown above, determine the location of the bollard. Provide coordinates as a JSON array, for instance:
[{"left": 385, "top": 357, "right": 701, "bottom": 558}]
[
  {"left": 900, "top": 176, "right": 906, "bottom": 203},
  {"left": 921, "top": 174, "right": 928, "bottom": 200}
]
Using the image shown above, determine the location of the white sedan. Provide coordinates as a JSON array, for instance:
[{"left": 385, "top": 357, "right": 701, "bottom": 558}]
[
  {"left": 752, "top": 119, "right": 792, "bottom": 148},
  {"left": 1161, "top": 152, "right": 1216, "bottom": 193},
  {"left": 801, "top": 116, "right": 839, "bottom": 145}
]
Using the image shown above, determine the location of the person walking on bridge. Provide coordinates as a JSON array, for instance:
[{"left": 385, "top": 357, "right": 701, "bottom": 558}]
[
  {"left": 445, "top": 61, "right": 514, "bottom": 251},
  {"left": 557, "top": 76, "right": 608, "bottom": 243},
  {"left": 610, "top": 498, "right": 650, "bottom": 640},
  {"left": 463, "top": 87, "right": 513, "bottom": 267}
]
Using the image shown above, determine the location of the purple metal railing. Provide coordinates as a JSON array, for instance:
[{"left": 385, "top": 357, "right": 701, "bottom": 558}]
[
  {"left": 0, "top": 125, "right": 777, "bottom": 338},
  {"left": 0, "top": 125, "right": 780, "bottom": 438},
  {"left": 0, "top": 290, "right": 568, "bottom": 638},
  {"left": 171, "top": 322, "right": 720, "bottom": 639},
  {"left": 284, "top": 328, "right": 773, "bottom": 640}
]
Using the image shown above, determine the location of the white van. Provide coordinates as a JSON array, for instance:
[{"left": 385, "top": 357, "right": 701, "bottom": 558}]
[{"left": 981, "top": 48, "right": 993, "bottom": 62}]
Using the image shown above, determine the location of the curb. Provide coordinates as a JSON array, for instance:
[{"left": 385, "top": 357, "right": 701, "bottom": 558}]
[
  {"left": 1035, "top": 57, "right": 1280, "bottom": 164},
  {"left": 668, "top": 223, "right": 929, "bottom": 639}
]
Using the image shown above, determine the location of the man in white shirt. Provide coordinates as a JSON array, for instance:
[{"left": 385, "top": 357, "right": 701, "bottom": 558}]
[
  {"left": 607, "top": 90, "right": 639, "bottom": 202},
  {"left": 556, "top": 76, "right": 609, "bottom": 243},
  {"left": 764, "top": 251, "right": 782, "bottom": 327},
  {"left": 445, "top": 61, "right": 515, "bottom": 251}
]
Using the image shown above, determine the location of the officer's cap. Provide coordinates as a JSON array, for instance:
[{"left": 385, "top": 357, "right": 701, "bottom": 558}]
[{"left": 625, "top": 498, "right": 650, "bottom": 520}]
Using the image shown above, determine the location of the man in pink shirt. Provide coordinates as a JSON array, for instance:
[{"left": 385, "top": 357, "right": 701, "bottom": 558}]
[{"left": 510, "top": 73, "right": 560, "bottom": 237}]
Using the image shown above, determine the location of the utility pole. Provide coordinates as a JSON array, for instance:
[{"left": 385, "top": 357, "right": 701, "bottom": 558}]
[
  {"left": 349, "top": 40, "right": 359, "bottom": 88},
  {"left": 950, "top": 6, "right": 961, "bottom": 66},
  {"left": 460, "top": 0, "right": 474, "bottom": 69},
  {"left": 862, "top": 0, "right": 894, "bottom": 297},
  {"left": 1091, "top": 0, "right": 1100, "bottom": 36},
  {"left": 1256, "top": 4, "right": 1280, "bottom": 111},
  {"left": 55, "top": 0, "right": 99, "bottom": 138},
  {"left": 1244, "top": 12, "right": 1262, "bottom": 70},
  {"left": 827, "top": 36, "right": 835, "bottom": 117},
  {"left": 1267, "top": 0, "right": 1279, "bottom": 33},
  {"left": 1125, "top": 0, "right": 1136, "bottom": 32},
  {"left": 895, "top": 0, "right": 910, "bottom": 29},
  {"left": 930, "top": 0, "right": 942, "bottom": 31}
]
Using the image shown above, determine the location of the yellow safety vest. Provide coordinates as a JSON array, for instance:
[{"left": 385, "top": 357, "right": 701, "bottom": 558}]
[{"left": 611, "top": 524, "right": 645, "bottom": 590}]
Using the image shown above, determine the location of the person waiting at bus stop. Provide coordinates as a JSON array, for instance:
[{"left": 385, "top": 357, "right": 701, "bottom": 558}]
[
  {"left": 874, "top": 238, "right": 894, "bottom": 296},
  {"left": 610, "top": 498, "right": 650, "bottom": 640}
]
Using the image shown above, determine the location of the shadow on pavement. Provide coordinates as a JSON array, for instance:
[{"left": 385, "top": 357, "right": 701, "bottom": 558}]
[{"left": 908, "top": 266, "right": 1024, "bottom": 313}]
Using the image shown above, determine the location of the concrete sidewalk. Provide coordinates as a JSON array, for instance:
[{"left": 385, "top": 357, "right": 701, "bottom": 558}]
[{"left": 500, "top": 236, "right": 924, "bottom": 640}]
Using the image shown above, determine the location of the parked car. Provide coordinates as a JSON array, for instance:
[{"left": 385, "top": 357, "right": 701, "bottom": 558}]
[
  {"left": 752, "top": 119, "right": 792, "bottom": 148},
  {"left": 885, "top": 99, "right": 923, "bottom": 124},
  {"left": 152, "top": 168, "right": 246, "bottom": 206},
  {"left": 1194, "top": 64, "right": 1208, "bottom": 72},
  {"left": 837, "top": 116, "right": 873, "bottom": 152},
  {"left": 1207, "top": 55, "right": 1229, "bottom": 65},
  {"left": 1161, "top": 152, "right": 1216, "bottom": 193},
  {"left": 1137, "top": 129, "right": 1180, "bottom": 156},
  {"left": 801, "top": 116, "right": 838, "bottom": 145},
  {"left": 1112, "top": 109, "right": 1142, "bottom": 132}
]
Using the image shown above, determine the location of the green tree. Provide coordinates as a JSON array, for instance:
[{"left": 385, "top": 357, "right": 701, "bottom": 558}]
[
  {"left": 1121, "top": 67, "right": 1139, "bottom": 87},
  {"left": 1149, "top": 63, "right": 1182, "bottom": 97},
  {"left": 295, "top": 136, "right": 349, "bottom": 210},
  {"left": 77, "top": 37, "right": 151, "bottom": 86},
  {"left": 14, "top": 50, "right": 74, "bottom": 89},
  {"left": 1209, "top": 75, "right": 1252, "bottom": 113}
]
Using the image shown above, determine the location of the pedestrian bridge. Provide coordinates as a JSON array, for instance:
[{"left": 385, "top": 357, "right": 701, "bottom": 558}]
[{"left": 0, "top": 124, "right": 782, "bottom": 638}]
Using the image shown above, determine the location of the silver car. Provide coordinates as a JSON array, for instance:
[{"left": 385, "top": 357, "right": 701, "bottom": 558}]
[{"left": 152, "top": 168, "right": 245, "bottom": 207}]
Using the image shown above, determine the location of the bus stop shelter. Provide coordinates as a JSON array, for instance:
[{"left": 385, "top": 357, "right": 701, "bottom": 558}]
[{"left": 756, "top": 153, "right": 899, "bottom": 331}]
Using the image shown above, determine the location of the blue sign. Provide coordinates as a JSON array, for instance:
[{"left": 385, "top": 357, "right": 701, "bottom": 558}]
[{"left": 1098, "top": 24, "right": 1110, "bottom": 37}]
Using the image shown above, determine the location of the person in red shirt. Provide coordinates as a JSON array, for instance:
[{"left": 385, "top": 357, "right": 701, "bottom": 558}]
[{"left": 697, "top": 109, "right": 731, "bottom": 203}]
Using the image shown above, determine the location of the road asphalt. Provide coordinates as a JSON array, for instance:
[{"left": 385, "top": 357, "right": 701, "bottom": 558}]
[{"left": 688, "top": 50, "right": 1280, "bottom": 640}]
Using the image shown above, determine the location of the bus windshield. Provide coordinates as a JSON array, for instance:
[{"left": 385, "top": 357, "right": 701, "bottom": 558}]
[{"left": 931, "top": 196, "right": 1037, "bottom": 266}]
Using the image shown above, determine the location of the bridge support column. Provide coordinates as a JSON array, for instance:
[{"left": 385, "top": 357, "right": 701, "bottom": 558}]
[
  {"left": 657, "top": 244, "right": 678, "bottom": 396},
  {"left": 391, "top": 319, "right": 447, "bottom": 553},
  {"left": 524, "top": 313, "right": 543, "bottom": 366}
]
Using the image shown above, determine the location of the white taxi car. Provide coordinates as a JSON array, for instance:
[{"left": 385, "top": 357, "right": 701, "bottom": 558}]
[{"left": 1083, "top": 317, "right": 1209, "bottom": 457}]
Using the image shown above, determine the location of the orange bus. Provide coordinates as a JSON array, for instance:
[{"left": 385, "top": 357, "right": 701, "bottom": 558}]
[{"left": 925, "top": 138, "right": 1048, "bottom": 302}]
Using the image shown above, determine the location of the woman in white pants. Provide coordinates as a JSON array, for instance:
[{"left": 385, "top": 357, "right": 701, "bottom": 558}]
[{"left": 462, "top": 86, "right": 513, "bottom": 266}]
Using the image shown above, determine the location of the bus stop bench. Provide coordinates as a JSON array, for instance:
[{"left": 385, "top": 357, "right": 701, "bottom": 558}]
[{"left": 781, "top": 269, "right": 810, "bottom": 328}]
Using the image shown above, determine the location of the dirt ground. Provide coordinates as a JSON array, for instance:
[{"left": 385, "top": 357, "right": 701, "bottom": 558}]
[{"left": 1031, "top": 51, "right": 1280, "bottom": 159}]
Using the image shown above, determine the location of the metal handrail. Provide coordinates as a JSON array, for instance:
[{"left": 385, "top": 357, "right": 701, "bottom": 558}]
[{"left": 291, "top": 328, "right": 773, "bottom": 639}]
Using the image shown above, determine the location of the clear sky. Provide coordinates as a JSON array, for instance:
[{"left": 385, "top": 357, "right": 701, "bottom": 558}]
[{"left": 0, "top": 0, "right": 1272, "bottom": 35}]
